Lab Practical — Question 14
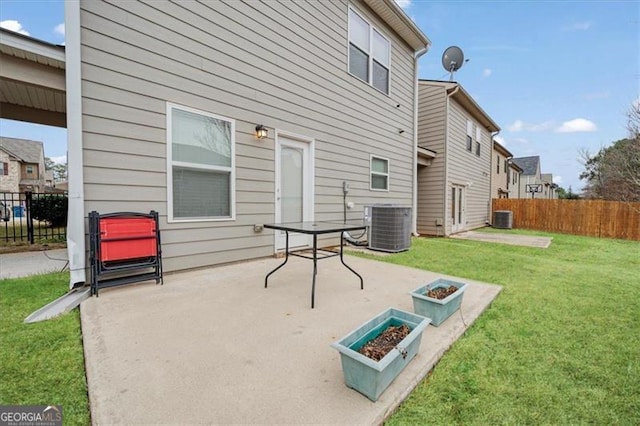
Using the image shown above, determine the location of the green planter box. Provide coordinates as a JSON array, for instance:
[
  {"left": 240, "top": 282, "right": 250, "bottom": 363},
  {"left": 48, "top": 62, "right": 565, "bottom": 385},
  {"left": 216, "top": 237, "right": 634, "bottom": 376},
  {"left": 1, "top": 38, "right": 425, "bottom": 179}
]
[
  {"left": 331, "top": 308, "right": 430, "bottom": 402},
  {"left": 410, "top": 279, "right": 468, "bottom": 326}
]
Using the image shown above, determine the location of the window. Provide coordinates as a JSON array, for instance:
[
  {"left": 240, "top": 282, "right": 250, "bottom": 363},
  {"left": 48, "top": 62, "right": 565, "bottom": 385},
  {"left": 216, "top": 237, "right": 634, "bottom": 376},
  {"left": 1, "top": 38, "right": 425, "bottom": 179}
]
[
  {"left": 167, "top": 104, "right": 235, "bottom": 221},
  {"left": 496, "top": 156, "right": 500, "bottom": 173},
  {"left": 370, "top": 155, "right": 389, "bottom": 191},
  {"left": 26, "top": 165, "right": 34, "bottom": 174},
  {"left": 0, "top": 162, "right": 7, "bottom": 176},
  {"left": 475, "top": 127, "right": 481, "bottom": 156},
  {"left": 348, "top": 8, "right": 390, "bottom": 94},
  {"left": 466, "top": 120, "right": 473, "bottom": 151},
  {"left": 475, "top": 142, "right": 481, "bottom": 156},
  {"left": 504, "top": 159, "right": 508, "bottom": 174}
]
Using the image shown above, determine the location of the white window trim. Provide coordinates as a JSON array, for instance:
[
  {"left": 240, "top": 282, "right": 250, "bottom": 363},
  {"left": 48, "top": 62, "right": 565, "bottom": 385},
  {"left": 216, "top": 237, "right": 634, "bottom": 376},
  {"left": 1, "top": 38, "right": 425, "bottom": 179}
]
[
  {"left": 347, "top": 6, "right": 391, "bottom": 95},
  {"left": 370, "top": 154, "right": 390, "bottom": 192},
  {"left": 166, "top": 102, "right": 236, "bottom": 223}
]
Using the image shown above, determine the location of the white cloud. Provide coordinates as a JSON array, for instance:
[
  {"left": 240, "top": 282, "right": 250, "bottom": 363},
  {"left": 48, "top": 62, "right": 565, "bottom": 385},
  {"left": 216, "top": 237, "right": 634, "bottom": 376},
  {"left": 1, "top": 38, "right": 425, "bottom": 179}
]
[
  {"left": 563, "top": 21, "right": 592, "bottom": 31},
  {"left": 0, "top": 20, "right": 30, "bottom": 35},
  {"left": 553, "top": 176, "right": 563, "bottom": 184},
  {"left": 50, "top": 155, "right": 67, "bottom": 164},
  {"left": 494, "top": 135, "right": 505, "bottom": 146},
  {"left": 394, "top": 0, "right": 411, "bottom": 9},
  {"left": 54, "top": 23, "right": 65, "bottom": 36},
  {"left": 482, "top": 68, "right": 492, "bottom": 78},
  {"left": 556, "top": 118, "right": 597, "bottom": 133},
  {"left": 507, "top": 119, "right": 553, "bottom": 132}
]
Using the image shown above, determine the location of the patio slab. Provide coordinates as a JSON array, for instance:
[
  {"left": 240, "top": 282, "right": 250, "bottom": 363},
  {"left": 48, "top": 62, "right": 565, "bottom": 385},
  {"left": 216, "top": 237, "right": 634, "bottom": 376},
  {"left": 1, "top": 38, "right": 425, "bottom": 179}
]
[
  {"left": 450, "top": 230, "right": 552, "bottom": 248},
  {"left": 81, "top": 255, "right": 501, "bottom": 425}
]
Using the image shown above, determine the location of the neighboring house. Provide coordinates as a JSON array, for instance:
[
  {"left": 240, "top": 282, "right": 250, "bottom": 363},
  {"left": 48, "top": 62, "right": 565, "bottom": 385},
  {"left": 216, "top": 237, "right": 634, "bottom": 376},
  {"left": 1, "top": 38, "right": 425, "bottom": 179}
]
[
  {"left": 0, "top": 137, "right": 47, "bottom": 193},
  {"left": 416, "top": 80, "right": 500, "bottom": 236},
  {"left": 65, "top": 1, "right": 431, "bottom": 278},
  {"left": 541, "top": 173, "right": 558, "bottom": 199},
  {"left": 511, "top": 156, "right": 542, "bottom": 199},
  {"left": 491, "top": 140, "right": 513, "bottom": 199},
  {"left": 508, "top": 160, "right": 523, "bottom": 199}
]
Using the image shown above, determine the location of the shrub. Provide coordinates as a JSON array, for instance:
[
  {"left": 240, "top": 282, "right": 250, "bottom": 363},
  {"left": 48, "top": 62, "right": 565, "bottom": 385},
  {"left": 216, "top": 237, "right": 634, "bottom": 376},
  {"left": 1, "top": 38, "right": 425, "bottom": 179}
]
[{"left": 30, "top": 195, "right": 68, "bottom": 227}]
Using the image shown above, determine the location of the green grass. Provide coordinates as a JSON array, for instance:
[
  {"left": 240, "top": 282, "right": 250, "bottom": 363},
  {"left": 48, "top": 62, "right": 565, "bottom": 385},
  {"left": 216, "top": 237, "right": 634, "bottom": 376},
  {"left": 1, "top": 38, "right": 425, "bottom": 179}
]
[
  {"left": 0, "top": 273, "right": 90, "bottom": 425},
  {"left": 379, "top": 230, "right": 640, "bottom": 425}
]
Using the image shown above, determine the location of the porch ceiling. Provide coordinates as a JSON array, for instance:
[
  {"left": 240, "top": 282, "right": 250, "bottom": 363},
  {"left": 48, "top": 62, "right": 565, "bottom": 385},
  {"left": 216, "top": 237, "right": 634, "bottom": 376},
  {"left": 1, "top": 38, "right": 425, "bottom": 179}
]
[{"left": 0, "top": 28, "right": 66, "bottom": 128}]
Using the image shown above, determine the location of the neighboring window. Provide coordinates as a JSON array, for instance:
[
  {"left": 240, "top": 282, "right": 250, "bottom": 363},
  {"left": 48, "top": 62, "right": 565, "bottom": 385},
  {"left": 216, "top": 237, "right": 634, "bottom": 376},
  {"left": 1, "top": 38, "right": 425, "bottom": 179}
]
[
  {"left": 466, "top": 120, "right": 473, "bottom": 151},
  {"left": 497, "top": 156, "right": 500, "bottom": 173},
  {"left": 475, "top": 142, "right": 481, "bottom": 156},
  {"left": 348, "top": 8, "right": 390, "bottom": 94},
  {"left": 504, "top": 159, "right": 508, "bottom": 174},
  {"left": 0, "top": 162, "right": 7, "bottom": 176},
  {"left": 370, "top": 155, "right": 389, "bottom": 190},
  {"left": 167, "top": 104, "right": 235, "bottom": 221},
  {"left": 475, "top": 128, "right": 481, "bottom": 156},
  {"left": 26, "top": 165, "right": 34, "bottom": 174}
]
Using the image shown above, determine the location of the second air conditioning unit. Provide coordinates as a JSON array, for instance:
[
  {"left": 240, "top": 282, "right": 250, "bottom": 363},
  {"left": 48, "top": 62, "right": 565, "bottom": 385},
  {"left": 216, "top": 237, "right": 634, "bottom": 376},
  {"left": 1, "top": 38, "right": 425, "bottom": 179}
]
[
  {"left": 493, "top": 210, "right": 513, "bottom": 229},
  {"left": 364, "top": 205, "right": 412, "bottom": 252}
]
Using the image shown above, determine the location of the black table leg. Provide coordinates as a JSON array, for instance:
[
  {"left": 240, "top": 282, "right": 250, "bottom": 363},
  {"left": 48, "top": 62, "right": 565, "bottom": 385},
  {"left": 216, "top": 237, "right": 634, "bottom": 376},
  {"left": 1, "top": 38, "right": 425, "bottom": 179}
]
[
  {"left": 265, "top": 231, "right": 289, "bottom": 288},
  {"left": 311, "top": 234, "right": 318, "bottom": 308},
  {"left": 340, "top": 232, "right": 364, "bottom": 290}
]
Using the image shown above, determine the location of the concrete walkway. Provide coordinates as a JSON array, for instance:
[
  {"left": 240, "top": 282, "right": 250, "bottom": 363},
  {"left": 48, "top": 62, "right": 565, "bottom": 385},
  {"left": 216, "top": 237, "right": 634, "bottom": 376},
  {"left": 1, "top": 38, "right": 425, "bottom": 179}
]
[
  {"left": 0, "top": 249, "right": 68, "bottom": 279},
  {"left": 81, "top": 255, "right": 501, "bottom": 425},
  {"left": 450, "top": 230, "right": 552, "bottom": 248}
]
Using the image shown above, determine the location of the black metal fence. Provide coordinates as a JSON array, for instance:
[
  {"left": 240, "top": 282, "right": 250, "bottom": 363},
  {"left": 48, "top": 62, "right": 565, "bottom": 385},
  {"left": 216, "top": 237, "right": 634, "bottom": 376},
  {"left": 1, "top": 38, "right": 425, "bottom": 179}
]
[{"left": 0, "top": 192, "right": 68, "bottom": 244}]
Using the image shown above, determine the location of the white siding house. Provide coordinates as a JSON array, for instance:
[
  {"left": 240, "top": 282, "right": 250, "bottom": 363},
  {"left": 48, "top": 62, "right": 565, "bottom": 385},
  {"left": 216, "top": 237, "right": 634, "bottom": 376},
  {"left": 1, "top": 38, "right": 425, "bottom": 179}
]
[
  {"left": 416, "top": 80, "right": 499, "bottom": 236},
  {"left": 65, "top": 0, "right": 430, "bottom": 284}
]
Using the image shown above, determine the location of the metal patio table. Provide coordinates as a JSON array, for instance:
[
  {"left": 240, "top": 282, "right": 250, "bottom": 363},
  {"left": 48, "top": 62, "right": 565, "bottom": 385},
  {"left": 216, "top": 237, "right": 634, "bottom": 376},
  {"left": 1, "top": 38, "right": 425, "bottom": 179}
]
[{"left": 263, "top": 221, "right": 366, "bottom": 308}]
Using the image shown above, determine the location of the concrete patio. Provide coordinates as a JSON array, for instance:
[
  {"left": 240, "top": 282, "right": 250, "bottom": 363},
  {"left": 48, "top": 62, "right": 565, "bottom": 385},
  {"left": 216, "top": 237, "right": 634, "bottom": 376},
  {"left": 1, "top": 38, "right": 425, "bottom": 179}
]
[{"left": 81, "top": 255, "right": 502, "bottom": 424}]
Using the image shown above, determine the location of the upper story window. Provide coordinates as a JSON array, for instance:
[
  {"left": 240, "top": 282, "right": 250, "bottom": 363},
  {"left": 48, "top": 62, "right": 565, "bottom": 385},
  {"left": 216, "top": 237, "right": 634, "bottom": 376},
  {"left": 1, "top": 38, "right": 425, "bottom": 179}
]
[
  {"left": 26, "top": 165, "right": 34, "bottom": 174},
  {"left": 466, "top": 120, "right": 473, "bottom": 152},
  {"left": 348, "top": 8, "right": 390, "bottom": 95},
  {"left": 496, "top": 156, "right": 500, "bottom": 173},
  {"left": 504, "top": 159, "right": 508, "bottom": 174},
  {"left": 370, "top": 155, "right": 389, "bottom": 191},
  {"left": 0, "top": 162, "right": 7, "bottom": 176},
  {"left": 167, "top": 103, "right": 235, "bottom": 222}
]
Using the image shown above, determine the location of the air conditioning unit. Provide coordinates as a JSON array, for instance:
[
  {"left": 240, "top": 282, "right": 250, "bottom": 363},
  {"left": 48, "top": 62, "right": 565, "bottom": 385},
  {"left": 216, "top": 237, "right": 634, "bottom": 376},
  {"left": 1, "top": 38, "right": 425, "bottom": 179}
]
[
  {"left": 364, "top": 205, "right": 412, "bottom": 252},
  {"left": 493, "top": 210, "right": 513, "bottom": 229}
]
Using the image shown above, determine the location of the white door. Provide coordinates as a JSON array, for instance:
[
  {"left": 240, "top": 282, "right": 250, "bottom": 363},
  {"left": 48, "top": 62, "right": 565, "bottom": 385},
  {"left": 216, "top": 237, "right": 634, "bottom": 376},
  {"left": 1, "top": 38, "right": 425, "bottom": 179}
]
[
  {"left": 275, "top": 135, "right": 313, "bottom": 250},
  {"left": 451, "top": 185, "right": 465, "bottom": 233}
]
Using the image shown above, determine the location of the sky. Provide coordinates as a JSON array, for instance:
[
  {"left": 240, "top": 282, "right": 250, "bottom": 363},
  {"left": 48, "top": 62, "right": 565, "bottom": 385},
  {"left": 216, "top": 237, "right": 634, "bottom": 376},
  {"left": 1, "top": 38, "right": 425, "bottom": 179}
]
[{"left": 1, "top": 0, "right": 638, "bottom": 192}]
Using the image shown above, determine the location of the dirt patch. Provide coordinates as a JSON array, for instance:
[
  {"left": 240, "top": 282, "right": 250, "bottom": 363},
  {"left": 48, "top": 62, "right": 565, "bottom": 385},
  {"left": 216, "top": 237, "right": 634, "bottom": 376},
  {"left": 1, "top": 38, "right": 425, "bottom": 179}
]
[
  {"left": 358, "top": 324, "right": 410, "bottom": 361},
  {"left": 427, "top": 286, "right": 458, "bottom": 300}
]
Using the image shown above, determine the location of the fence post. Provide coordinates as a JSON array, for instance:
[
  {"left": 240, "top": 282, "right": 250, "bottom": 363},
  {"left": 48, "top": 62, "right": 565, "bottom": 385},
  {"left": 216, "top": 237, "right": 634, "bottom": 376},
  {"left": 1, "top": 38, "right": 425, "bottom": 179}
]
[{"left": 25, "top": 191, "right": 34, "bottom": 244}]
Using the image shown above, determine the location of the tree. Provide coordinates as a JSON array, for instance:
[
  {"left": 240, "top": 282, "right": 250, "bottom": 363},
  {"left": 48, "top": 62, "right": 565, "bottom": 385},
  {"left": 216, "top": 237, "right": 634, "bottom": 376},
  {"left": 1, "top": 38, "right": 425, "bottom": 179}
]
[
  {"left": 579, "top": 104, "right": 640, "bottom": 203},
  {"left": 45, "top": 157, "right": 68, "bottom": 182},
  {"left": 557, "top": 186, "right": 580, "bottom": 200}
]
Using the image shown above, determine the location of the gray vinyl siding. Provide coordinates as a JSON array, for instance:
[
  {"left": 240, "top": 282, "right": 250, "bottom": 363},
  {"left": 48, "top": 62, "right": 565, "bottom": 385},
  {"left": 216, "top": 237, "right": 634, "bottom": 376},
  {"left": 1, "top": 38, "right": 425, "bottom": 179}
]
[
  {"left": 416, "top": 83, "right": 447, "bottom": 235},
  {"left": 445, "top": 99, "right": 491, "bottom": 234},
  {"left": 491, "top": 149, "right": 509, "bottom": 198},
  {"left": 79, "top": 0, "right": 417, "bottom": 272}
]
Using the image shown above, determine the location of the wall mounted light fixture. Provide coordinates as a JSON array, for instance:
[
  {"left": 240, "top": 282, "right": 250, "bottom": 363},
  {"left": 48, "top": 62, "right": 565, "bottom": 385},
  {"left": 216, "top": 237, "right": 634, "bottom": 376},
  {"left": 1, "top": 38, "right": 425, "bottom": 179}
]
[{"left": 255, "top": 124, "right": 268, "bottom": 139}]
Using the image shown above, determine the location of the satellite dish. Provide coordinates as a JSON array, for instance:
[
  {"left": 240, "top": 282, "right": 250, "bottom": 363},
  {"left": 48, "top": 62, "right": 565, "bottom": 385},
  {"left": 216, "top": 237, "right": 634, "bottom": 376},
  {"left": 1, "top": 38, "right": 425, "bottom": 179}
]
[{"left": 442, "top": 46, "right": 465, "bottom": 81}]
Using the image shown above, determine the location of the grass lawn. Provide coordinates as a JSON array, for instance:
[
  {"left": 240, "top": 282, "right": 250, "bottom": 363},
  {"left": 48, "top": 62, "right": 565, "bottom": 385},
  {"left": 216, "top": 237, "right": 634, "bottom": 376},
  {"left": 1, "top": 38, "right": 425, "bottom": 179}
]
[
  {"left": 381, "top": 230, "right": 640, "bottom": 424},
  {"left": 0, "top": 273, "right": 90, "bottom": 425}
]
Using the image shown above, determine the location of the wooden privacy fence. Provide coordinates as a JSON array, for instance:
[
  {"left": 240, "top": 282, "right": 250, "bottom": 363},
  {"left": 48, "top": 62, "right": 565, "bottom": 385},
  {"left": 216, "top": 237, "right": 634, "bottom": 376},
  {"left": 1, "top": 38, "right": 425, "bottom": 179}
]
[{"left": 492, "top": 199, "right": 640, "bottom": 241}]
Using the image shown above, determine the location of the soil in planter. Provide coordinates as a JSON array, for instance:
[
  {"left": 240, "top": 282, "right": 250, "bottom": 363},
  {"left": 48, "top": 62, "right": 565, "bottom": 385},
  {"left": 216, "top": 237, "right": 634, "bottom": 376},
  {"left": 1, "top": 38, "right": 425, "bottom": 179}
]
[
  {"left": 358, "top": 324, "right": 410, "bottom": 361},
  {"left": 427, "top": 285, "right": 458, "bottom": 299}
]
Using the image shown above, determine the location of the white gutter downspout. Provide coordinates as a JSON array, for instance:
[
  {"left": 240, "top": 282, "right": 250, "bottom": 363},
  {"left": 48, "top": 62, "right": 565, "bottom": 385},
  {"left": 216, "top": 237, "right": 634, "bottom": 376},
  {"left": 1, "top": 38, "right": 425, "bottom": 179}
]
[
  {"left": 412, "top": 46, "right": 429, "bottom": 236},
  {"left": 65, "top": 0, "right": 86, "bottom": 288},
  {"left": 443, "top": 85, "right": 460, "bottom": 236},
  {"left": 489, "top": 129, "right": 501, "bottom": 225}
]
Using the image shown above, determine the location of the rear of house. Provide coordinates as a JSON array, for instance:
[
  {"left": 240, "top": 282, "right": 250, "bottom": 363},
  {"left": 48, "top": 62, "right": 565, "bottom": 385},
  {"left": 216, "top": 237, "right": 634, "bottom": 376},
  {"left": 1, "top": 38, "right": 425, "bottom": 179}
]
[
  {"left": 416, "top": 80, "right": 499, "bottom": 236},
  {"left": 0, "top": 137, "right": 47, "bottom": 194},
  {"left": 66, "top": 0, "right": 430, "bottom": 279},
  {"left": 512, "top": 156, "right": 542, "bottom": 199}
]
